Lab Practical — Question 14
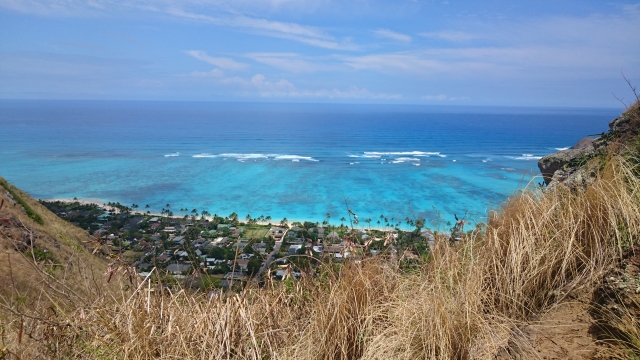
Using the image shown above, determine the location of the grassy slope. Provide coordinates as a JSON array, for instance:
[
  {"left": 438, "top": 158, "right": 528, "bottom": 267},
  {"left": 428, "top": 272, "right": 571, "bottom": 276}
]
[
  {"left": 1, "top": 103, "right": 639, "bottom": 359},
  {"left": 0, "top": 177, "right": 116, "bottom": 355}
]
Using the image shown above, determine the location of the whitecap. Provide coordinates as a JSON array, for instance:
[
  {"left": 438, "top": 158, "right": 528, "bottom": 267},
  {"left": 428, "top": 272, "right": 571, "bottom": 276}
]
[
  {"left": 192, "top": 153, "right": 318, "bottom": 162},
  {"left": 219, "top": 153, "right": 269, "bottom": 160},
  {"left": 555, "top": 147, "right": 569, "bottom": 151},
  {"left": 364, "top": 151, "right": 444, "bottom": 158},
  {"left": 164, "top": 152, "right": 180, "bottom": 157},
  {"left": 273, "top": 155, "right": 319, "bottom": 162},
  {"left": 395, "top": 157, "right": 421, "bottom": 162},
  {"left": 509, "top": 154, "right": 542, "bottom": 160}
]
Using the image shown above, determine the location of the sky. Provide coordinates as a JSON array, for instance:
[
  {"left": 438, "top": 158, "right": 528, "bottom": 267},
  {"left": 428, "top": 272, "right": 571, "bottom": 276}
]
[{"left": 0, "top": 0, "right": 639, "bottom": 107}]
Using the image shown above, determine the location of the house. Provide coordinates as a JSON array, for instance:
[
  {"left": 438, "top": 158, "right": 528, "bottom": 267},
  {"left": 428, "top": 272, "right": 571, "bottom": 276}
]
[
  {"left": 230, "top": 241, "right": 248, "bottom": 250},
  {"left": 312, "top": 245, "right": 323, "bottom": 253},
  {"left": 324, "top": 245, "right": 343, "bottom": 255},
  {"left": 166, "top": 263, "right": 191, "bottom": 274},
  {"left": 97, "top": 213, "right": 110, "bottom": 221},
  {"left": 334, "top": 252, "right": 350, "bottom": 260},
  {"left": 327, "top": 231, "right": 340, "bottom": 241},
  {"left": 421, "top": 230, "right": 436, "bottom": 248},
  {"left": 233, "top": 260, "right": 249, "bottom": 271},
  {"left": 148, "top": 217, "right": 160, "bottom": 223},
  {"left": 212, "top": 237, "right": 228, "bottom": 245},
  {"left": 172, "top": 236, "right": 185, "bottom": 245},
  {"left": 206, "top": 258, "right": 225, "bottom": 265},
  {"left": 274, "top": 269, "right": 287, "bottom": 279},
  {"left": 163, "top": 226, "right": 176, "bottom": 233},
  {"left": 137, "top": 262, "right": 152, "bottom": 271},
  {"left": 288, "top": 244, "right": 302, "bottom": 255},
  {"left": 123, "top": 216, "right": 144, "bottom": 231},
  {"left": 253, "top": 242, "right": 267, "bottom": 254}
]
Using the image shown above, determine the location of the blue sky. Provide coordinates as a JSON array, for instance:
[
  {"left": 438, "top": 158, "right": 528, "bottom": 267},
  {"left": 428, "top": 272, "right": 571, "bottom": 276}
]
[{"left": 1, "top": 0, "right": 639, "bottom": 107}]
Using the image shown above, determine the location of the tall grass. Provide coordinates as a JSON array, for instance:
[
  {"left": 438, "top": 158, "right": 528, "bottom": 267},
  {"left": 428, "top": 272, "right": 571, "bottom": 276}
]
[{"left": 2, "top": 154, "right": 639, "bottom": 359}]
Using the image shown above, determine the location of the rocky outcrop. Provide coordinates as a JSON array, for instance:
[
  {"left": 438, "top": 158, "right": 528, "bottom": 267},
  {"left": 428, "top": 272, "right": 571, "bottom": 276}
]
[
  {"left": 538, "top": 103, "right": 639, "bottom": 192},
  {"left": 538, "top": 138, "right": 596, "bottom": 187}
]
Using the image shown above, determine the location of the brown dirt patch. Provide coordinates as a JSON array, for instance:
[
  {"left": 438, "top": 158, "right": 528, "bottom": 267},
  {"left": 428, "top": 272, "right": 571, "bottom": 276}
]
[{"left": 525, "top": 296, "right": 599, "bottom": 359}]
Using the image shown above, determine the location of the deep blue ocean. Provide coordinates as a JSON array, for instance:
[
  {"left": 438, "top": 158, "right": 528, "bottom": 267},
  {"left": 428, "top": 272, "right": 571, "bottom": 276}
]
[{"left": 0, "top": 100, "right": 620, "bottom": 228}]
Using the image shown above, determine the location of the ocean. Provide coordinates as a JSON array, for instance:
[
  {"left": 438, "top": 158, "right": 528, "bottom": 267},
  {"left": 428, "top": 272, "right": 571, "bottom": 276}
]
[{"left": 0, "top": 100, "right": 620, "bottom": 229}]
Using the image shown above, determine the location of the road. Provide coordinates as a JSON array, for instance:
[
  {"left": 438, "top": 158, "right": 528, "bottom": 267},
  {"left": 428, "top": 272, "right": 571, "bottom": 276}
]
[{"left": 253, "top": 228, "right": 287, "bottom": 283}]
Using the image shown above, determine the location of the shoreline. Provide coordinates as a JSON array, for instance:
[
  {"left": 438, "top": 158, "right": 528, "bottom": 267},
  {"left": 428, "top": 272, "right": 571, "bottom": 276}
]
[{"left": 42, "top": 197, "right": 416, "bottom": 232}]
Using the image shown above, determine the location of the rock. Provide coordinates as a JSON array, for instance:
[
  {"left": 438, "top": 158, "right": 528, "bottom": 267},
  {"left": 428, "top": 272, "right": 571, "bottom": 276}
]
[
  {"left": 570, "top": 137, "right": 594, "bottom": 150},
  {"left": 537, "top": 139, "right": 595, "bottom": 186}
]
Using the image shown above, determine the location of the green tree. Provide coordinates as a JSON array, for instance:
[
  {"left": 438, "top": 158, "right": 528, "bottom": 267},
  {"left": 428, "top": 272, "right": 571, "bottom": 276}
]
[
  {"left": 247, "top": 258, "right": 262, "bottom": 276},
  {"left": 208, "top": 246, "right": 226, "bottom": 259}
]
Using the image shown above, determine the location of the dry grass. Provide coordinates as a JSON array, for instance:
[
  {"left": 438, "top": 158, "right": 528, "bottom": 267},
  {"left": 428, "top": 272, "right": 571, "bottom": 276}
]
[{"left": 2, "top": 151, "right": 640, "bottom": 358}]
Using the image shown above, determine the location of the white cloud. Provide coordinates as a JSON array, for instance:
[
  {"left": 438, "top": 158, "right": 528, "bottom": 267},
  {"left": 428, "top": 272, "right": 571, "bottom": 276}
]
[
  {"left": 418, "top": 31, "right": 477, "bottom": 42},
  {"left": 201, "top": 72, "right": 401, "bottom": 99},
  {"left": 185, "top": 50, "right": 248, "bottom": 71},
  {"left": 0, "top": 0, "right": 358, "bottom": 50},
  {"left": 421, "top": 94, "right": 469, "bottom": 101},
  {"left": 167, "top": 8, "right": 357, "bottom": 50},
  {"left": 189, "top": 68, "right": 225, "bottom": 77},
  {"left": 245, "top": 52, "right": 332, "bottom": 72},
  {"left": 373, "top": 28, "right": 412, "bottom": 43}
]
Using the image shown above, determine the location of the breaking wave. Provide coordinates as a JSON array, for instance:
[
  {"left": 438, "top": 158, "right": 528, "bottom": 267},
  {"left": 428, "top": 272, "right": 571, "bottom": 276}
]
[
  {"left": 509, "top": 154, "right": 542, "bottom": 160},
  {"left": 192, "top": 153, "right": 318, "bottom": 162}
]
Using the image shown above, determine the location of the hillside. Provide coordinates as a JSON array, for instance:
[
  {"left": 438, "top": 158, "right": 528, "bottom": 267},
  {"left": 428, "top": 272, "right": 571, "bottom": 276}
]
[
  {"left": 0, "top": 177, "right": 115, "bottom": 352},
  {"left": 0, "top": 102, "right": 639, "bottom": 359}
]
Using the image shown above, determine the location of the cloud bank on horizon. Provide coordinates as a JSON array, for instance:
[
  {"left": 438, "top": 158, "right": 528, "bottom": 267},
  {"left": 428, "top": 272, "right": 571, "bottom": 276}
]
[{"left": 0, "top": 0, "right": 639, "bottom": 107}]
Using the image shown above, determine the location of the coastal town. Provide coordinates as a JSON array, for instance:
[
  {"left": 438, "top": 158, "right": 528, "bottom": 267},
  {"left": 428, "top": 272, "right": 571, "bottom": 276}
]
[{"left": 39, "top": 199, "right": 441, "bottom": 290}]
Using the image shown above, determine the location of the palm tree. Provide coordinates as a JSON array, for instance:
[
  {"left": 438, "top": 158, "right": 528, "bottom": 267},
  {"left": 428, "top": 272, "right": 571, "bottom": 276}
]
[
  {"left": 246, "top": 214, "right": 252, "bottom": 223},
  {"left": 280, "top": 217, "right": 288, "bottom": 227},
  {"left": 191, "top": 209, "right": 198, "bottom": 217},
  {"left": 340, "top": 217, "right": 346, "bottom": 226}
]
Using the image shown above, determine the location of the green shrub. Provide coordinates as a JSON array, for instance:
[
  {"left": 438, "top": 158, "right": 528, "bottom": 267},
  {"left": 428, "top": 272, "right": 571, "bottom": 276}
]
[{"left": 0, "top": 178, "right": 44, "bottom": 225}]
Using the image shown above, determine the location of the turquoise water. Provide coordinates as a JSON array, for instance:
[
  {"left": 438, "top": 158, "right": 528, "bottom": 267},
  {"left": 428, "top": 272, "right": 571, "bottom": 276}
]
[{"left": 0, "top": 100, "right": 619, "bottom": 228}]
